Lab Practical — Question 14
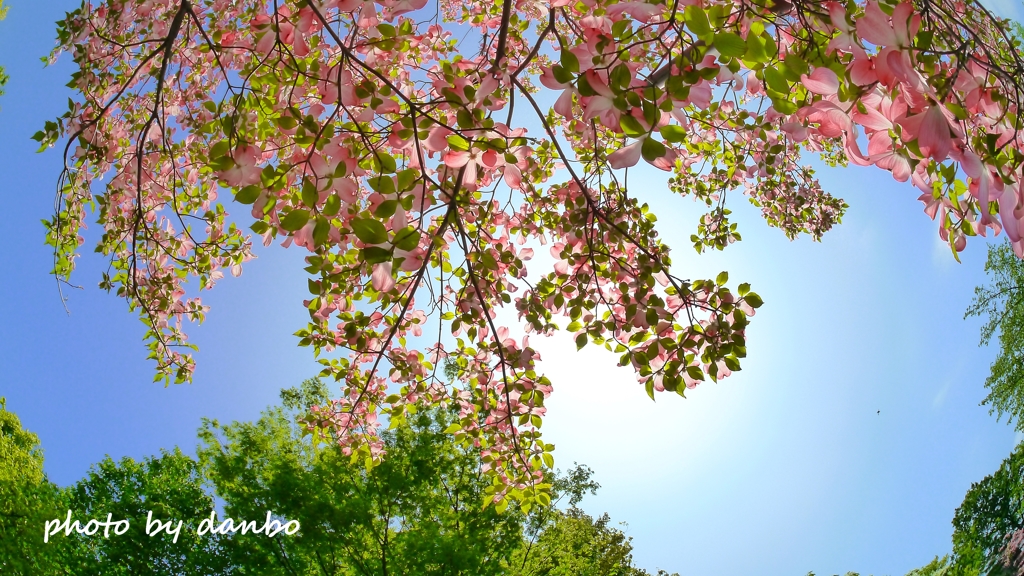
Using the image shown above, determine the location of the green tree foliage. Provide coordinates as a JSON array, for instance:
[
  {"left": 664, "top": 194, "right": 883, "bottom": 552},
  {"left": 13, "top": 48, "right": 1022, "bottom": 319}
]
[
  {"left": 0, "top": 398, "right": 69, "bottom": 575},
  {"left": 948, "top": 442, "right": 1024, "bottom": 576},
  {"left": 198, "top": 378, "right": 527, "bottom": 575},
  {"left": 905, "top": 556, "right": 952, "bottom": 576},
  {"left": 901, "top": 238, "right": 1024, "bottom": 576},
  {"left": 508, "top": 460, "right": 677, "bottom": 576},
  {"left": 512, "top": 508, "right": 647, "bottom": 576},
  {"left": 1, "top": 383, "right": 671, "bottom": 575},
  {"left": 64, "top": 449, "right": 231, "bottom": 575},
  {"left": 966, "top": 241, "right": 1024, "bottom": 431}
]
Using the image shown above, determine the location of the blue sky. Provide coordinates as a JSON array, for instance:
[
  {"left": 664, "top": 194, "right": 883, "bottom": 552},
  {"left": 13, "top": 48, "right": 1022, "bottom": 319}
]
[{"left": 2, "top": 1, "right": 1023, "bottom": 575}]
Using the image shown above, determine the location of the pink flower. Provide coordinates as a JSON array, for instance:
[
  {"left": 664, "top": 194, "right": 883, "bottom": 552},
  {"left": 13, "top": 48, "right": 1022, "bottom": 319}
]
[
  {"left": 442, "top": 149, "right": 479, "bottom": 188},
  {"left": 604, "top": 2, "right": 662, "bottom": 22},
  {"left": 221, "top": 145, "right": 262, "bottom": 187},
  {"left": 867, "top": 131, "right": 911, "bottom": 181},
  {"left": 608, "top": 139, "right": 642, "bottom": 169},
  {"left": 801, "top": 67, "right": 840, "bottom": 96},
  {"left": 371, "top": 261, "right": 395, "bottom": 292},
  {"left": 898, "top": 105, "right": 957, "bottom": 162},
  {"left": 857, "top": 1, "right": 919, "bottom": 48}
]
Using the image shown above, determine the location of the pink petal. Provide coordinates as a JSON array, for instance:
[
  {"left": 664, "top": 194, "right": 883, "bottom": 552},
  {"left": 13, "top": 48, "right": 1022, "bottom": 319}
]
[
  {"left": 650, "top": 147, "right": 677, "bottom": 171},
  {"left": 1000, "top": 184, "right": 1023, "bottom": 242},
  {"left": 891, "top": 2, "right": 914, "bottom": 46},
  {"left": 608, "top": 139, "right": 643, "bottom": 169},
  {"left": 960, "top": 149, "right": 984, "bottom": 180},
  {"left": 554, "top": 89, "right": 575, "bottom": 118},
  {"left": 877, "top": 152, "right": 911, "bottom": 182},
  {"left": 443, "top": 150, "right": 471, "bottom": 168},
  {"left": 801, "top": 67, "right": 840, "bottom": 95},
  {"left": 781, "top": 121, "right": 810, "bottom": 142},
  {"left": 867, "top": 130, "right": 894, "bottom": 155},
  {"left": 461, "top": 160, "right": 478, "bottom": 188},
  {"left": 425, "top": 126, "right": 452, "bottom": 152},
  {"left": 539, "top": 68, "right": 570, "bottom": 90},
  {"left": 476, "top": 75, "right": 499, "bottom": 102},
  {"left": 503, "top": 165, "right": 523, "bottom": 189},
  {"left": 371, "top": 261, "right": 395, "bottom": 292},
  {"left": 886, "top": 50, "right": 927, "bottom": 95},
  {"left": 917, "top": 106, "right": 954, "bottom": 161},
  {"left": 827, "top": 2, "right": 851, "bottom": 32},
  {"left": 857, "top": 1, "right": 897, "bottom": 47},
  {"left": 918, "top": 193, "right": 941, "bottom": 219},
  {"left": 853, "top": 109, "right": 891, "bottom": 133},
  {"left": 849, "top": 54, "right": 878, "bottom": 86},
  {"left": 584, "top": 70, "right": 616, "bottom": 99},
  {"left": 605, "top": 2, "right": 661, "bottom": 22}
]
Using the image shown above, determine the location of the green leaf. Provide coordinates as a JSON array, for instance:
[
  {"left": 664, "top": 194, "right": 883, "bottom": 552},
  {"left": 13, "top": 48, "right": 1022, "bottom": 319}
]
[
  {"left": 209, "top": 140, "right": 230, "bottom": 160},
  {"left": 397, "top": 168, "right": 419, "bottom": 192},
  {"left": 351, "top": 218, "right": 389, "bottom": 245},
  {"left": 619, "top": 115, "right": 647, "bottom": 137},
  {"left": 641, "top": 100, "right": 658, "bottom": 128},
  {"left": 560, "top": 49, "right": 580, "bottom": 74},
  {"left": 552, "top": 64, "right": 573, "bottom": 85},
  {"left": 660, "top": 124, "right": 687, "bottom": 143},
  {"left": 276, "top": 115, "right": 298, "bottom": 130},
  {"left": 235, "top": 185, "right": 261, "bottom": 204},
  {"left": 610, "top": 64, "right": 631, "bottom": 91},
  {"left": 360, "top": 246, "right": 392, "bottom": 264},
  {"left": 575, "top": 333, "right": 588, "bottom": 350},
  {"left": 281, "top": 209, "right": 310, "bottom": 232},
  {"left": 368, "top": 175, "right": 396, "bottom": 195},
  {"left": 744, "top": 292, "right": 763, "bottom": 308},
  {"left": 323, "top": 194, "right": 341, "bottom": 217},
  {"left": 457, "top": 108, "right": 474, "bottom": 129},
  {"left": 947, "top": 102, "right": 968, "bottom": 121},
  {"left": 684, "top": 5, "right": 711, "bottom": 38},
  {"left": 612, "top": 19, "right": 630, "bottom": 38},
  {"left": 716, "top": 271, "right": 728, "bottom": 286},
  {"left": 783, "top": 53, "right": 808, "bottom": 76},
  {"left": 394, "top": 226, "right": 421, "bottom": 251},
  {"left": 712, "top": 32, "right": 746, "bottom": 58},
  {"left": 641, "top": 137, "right": 667, "bottom": 162},
  {"left": 376, "top": 153, "right": 397, "bottom": 174},
  {"left": 210, "top": 155, "right": 235, "bottom": 172},
  {"left": 447, "top": 134, "right": 470, "bottom": 151},
  {"left": 763, "top": 67, "right": 789, "bottom": 93},
  {"left": 302, "top": 179, "right": 318, "bottom": 208},
  {"left": 769, "top": 95, "right": 797, "bottom": 115},
  {"left": 374, "top": 199, "right": 398, "bottom": 219},
  {"left": 745, "top": 33, "right": 769, "bottom": 64},
  {"left": 313, "top": 216, "right": 330, "bottom": 246}
]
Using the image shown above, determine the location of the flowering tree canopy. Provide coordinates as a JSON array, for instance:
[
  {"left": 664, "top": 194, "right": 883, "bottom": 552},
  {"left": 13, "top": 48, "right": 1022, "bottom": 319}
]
[{"left": 39, "top": 0, "right": 1024, "bottom": 507}]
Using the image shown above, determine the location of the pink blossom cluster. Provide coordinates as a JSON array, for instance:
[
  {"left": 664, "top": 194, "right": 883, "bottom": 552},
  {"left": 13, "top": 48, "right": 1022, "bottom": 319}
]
[{"left": 43, "top": 0, "right": 1024, "bottom": 505}]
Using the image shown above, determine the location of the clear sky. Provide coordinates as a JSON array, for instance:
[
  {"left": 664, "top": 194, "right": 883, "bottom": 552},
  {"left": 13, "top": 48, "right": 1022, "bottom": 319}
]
[{"left": 1, "top": 2, "right": 1023, "bottom": 575}]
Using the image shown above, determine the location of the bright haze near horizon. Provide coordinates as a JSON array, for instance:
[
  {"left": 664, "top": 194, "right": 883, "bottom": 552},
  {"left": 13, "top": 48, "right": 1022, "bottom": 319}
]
[{"left": 1, "top": 1, "right": 1022, "bottom": 574}]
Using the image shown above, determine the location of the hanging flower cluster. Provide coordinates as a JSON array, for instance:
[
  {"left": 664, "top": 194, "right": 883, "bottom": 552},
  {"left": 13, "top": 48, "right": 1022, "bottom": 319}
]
[{"left": 39, "top": 0, "right": 1024, "bottom": 507}]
